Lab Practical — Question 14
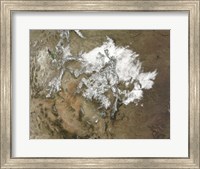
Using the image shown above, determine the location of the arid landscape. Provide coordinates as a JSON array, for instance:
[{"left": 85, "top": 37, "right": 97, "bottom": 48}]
[{"left": 30, "top": 30, "right": 170, "bottom": 139}]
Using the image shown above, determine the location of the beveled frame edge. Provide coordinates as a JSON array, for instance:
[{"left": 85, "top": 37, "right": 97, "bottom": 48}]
[{"left": 0, "top": 0, "right": 199, "bottom": 169}]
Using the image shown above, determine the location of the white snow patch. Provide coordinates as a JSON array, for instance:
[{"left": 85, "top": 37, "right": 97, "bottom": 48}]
[
  {"left": 137, "top": 70, "right": 157, "bottom": 89},
  {"left": 76, "top": 37, "right": 157, "bottom": 107},
  {"left": 74, "top": 30, "right": 85, "bottom": 39},
  {"left": 123, "top": 89, "right": 143, "bottom": 105}
]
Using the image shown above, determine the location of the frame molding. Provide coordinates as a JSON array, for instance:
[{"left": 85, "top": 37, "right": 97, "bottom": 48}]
[{"left": 1, "top": 0, "right": 199, "bottom": 168}]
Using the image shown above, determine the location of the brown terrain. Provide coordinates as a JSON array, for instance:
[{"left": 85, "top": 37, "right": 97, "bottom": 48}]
[{"left": 30, "top": 30, "right": 170, "bottom": 139}]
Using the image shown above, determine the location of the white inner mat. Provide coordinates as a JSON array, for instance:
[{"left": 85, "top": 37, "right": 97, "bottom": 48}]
[{"left": 12, "top": 12, "right": 188, "bottom": 157}]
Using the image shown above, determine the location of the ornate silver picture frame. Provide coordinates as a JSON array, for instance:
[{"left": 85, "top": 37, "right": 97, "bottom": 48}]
[{"left": 1, "top": 0, "right": 199, "bottom": 168}]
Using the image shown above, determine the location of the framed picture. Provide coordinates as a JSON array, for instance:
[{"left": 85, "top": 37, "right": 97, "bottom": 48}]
[{"left": 0, "top": 0, "right": 199, "bottom": 168}]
